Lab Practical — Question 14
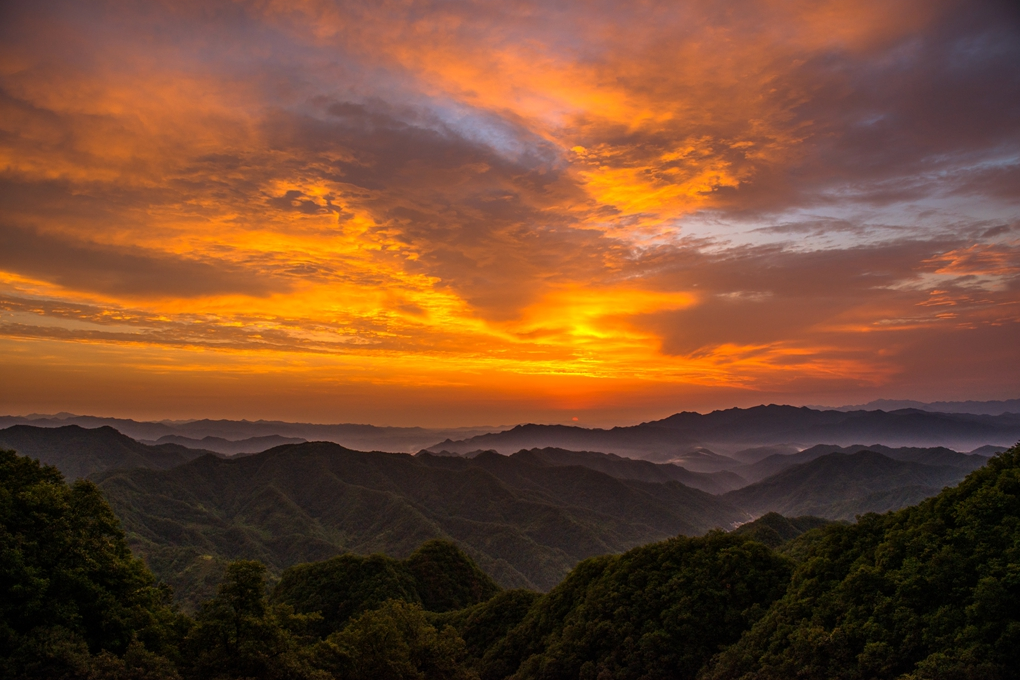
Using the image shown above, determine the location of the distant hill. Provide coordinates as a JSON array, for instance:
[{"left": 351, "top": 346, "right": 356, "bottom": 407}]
[
  {"left": 94, "top": 441, "right": 746, "bottom": 601},
  {"left": 427, "top": 447, "right": 745, "bottom": 493},
  {"left": 427, "top": 422, "right": 701, "bottom": 464},
  {"left": 0, "top": 413, "right": 500, "bottom": 454},
  {"left": 428, "top": 405, "right": 1020, "bottom": 461},
  {"left": 465, "top": 531, "right": 792, "bottom": 680},
  {"left": 728, "top": 444, "right": 800, "bottom": 464},
  {"left": 722, "top": 451, "right": 973, "bottom": 520},
  {"left": 732, "top": 443, "right": 989, "bottom": 484},
  {"left": 0, "top": 424, "right": 209, "bottom": 479},
  {"left": 821, "top": 397, "right": 1020, "bottom": 416},
  {"left": 971, "top": 444, "right": 1008, "bottom": 456},
  {"left": 143, "top": 434, "right": 306, "bottom": 455}
]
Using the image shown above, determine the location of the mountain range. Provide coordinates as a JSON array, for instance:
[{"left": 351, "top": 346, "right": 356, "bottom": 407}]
[
  {"left": 6, "top": 438, "right": 1016, "bottom": 680},
  {"left": 93, "top": 442, "right": 745, "bottom": 602},
  {"left": 0, "top": 413, "right": 499, "bottom": 453},
  {"left": 5, "top": 403, "right": 1019, "bottom": 459},
  {"left": 429, "top": 405, "right": 1020, "bottom": 461},
  {"left": 0, "top": 421, "right": 998, "bottom": 610}
]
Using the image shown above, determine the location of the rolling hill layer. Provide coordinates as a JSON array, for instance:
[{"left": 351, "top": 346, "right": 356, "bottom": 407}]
[
  {"left": 4, "top": 441, "right": 1016, "bottom": 680},
  {"left": 1, "top": 423, "right": 999, "bottom": 611},
  {"left": 428, "top": 405, "right": 1020, "bottom": 460},
  {"left": 94, "top": 441, "right": 747, "bottom": 602},
  {"left": 722, "top": 450, "right": 973, "bottom": 520}
]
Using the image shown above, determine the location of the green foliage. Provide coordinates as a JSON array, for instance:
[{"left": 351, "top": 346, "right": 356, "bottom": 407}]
[
  {"left": 702, "top": 445, "right": 1020, "bottom": 680},
  {"left": 312, "top": 599, "right": 477, "bottom": 680},
  {"left": 5, "top": 443, "right": 1018, "bottom": 680},
  {"left": 479, "top": 532, "right": 794, "bottom": 680},
  {"left": 272, "top": 540, "right": 500, "bottom": 636},
  {"left": 431, "top": 589, "right": 541, "bottom": 662},
  {"left": 406, "top": 540, "right": 501, "bottom": 612},
  {"left": 0, "top": 449, "right": 186, "bottom": 678},
  {"left": 183, "top": 560, "right": 324, "bottom": 680},
  {"left": 731, "top": 513, "right": 833, "bottom": 549}
]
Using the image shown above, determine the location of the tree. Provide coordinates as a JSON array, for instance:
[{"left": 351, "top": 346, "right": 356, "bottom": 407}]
[
  {"left": 184, "top": 560, "right": 324, "bottom": 680},
  {"left": 0, "top": 449, "right": 184, "bottom": 678},
  {"left": 314, "top": 599, "right": 477, "bottom": 680}
]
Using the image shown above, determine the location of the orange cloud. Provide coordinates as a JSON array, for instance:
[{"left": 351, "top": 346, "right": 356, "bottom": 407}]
[{"left": 0, "top": 0, "right": 1017, "bottom": 423}]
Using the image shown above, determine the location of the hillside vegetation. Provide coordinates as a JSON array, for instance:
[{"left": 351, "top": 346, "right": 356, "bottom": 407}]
[
  {"left": 703, "top": 445, "right": 1020, "bottom": 679},
  {"left": 0, "top": 424, "right": 997, "bottom": 611},
  {"left": 272, "top": 539, "right": 500, "bottom": 635},
  {"left": 3, "top": 444, "right": 1019, "bottom": 678},
  {"left": 94, "top": 442, "right": 745, "bottom": 603}
]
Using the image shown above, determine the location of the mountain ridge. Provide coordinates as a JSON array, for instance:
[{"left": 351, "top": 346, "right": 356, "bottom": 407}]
[
  {"left": 722, "top": 450, "right": 972, "bottom": 519},
  {"left": 0, "top": 424, "right": 212, "bottom": 479},
  {"left": 430, "top": 405, "right": 1020, "bottom": 460}
]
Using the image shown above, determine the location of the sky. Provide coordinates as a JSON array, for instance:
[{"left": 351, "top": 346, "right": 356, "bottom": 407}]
[{"left": 0, "top": 0, "right": 1018, "bottom": 427}]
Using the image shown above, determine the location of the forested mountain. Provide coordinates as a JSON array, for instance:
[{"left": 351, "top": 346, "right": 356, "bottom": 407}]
[
  {"left": 95, "top": 442, "right": 747, "bottom": 602},
  {"left": 468, "top": 532, "right": 793, "bottom": 680},
  {"left": 701, "top": 446, "right": 1020, "bottom": 680},
  {"left": 430, "top": 405, "right": 1020, "bottom": 459},
  {"left": 0, "top": 424, "right": 209, "bottom": 480},
  {"left": 722, "top": 451, "right": 972, "bottom": 520},
  {"left": 3, "top": 424, "right": 998, "bottom": 605},
  {"left": 3, "top": 445, "right": 1019, "bottom": 679}
]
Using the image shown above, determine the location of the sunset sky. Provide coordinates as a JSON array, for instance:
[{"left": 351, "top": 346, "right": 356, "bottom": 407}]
[{"left": 1, "top": 0, "right": 1018, "bottom": 426}]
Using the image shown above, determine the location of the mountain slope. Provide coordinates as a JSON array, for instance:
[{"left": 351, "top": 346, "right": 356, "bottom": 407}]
[
  {"left": 95, "top": 442, "right": 746, "bottom": 602},
  {"left": 826, "top": 397, "right": 1020, "bottom": 415},
  {"left": 0, "top": 424, "right": 209, "bottom": 479},
  {"left": 703, "top": 446, "right": 1020, "bottom": 680},
  {"left": 471, "top": 532, "right": 792, "bottom": 680},
  {"left": 722, "top": 451, "right": 974, "bottom": 519}
]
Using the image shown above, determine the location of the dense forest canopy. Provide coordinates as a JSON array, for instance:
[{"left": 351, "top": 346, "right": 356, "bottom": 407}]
[{"left": 2, "top": 444, "right": 1018, "bottom": 678}]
